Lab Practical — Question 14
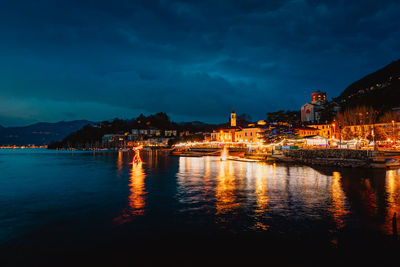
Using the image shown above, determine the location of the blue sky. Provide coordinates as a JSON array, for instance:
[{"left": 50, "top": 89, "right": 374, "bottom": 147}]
[{"left": 0, "top": 0, "right": 399, "bottom": 126}]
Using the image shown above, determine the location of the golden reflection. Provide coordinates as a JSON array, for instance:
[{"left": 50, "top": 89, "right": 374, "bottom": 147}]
[
  {"left": 384, "top": 169, "right": 400, "bottom": 234},
  {"left": 185, "top": 157, "right": 190, "bottom": 173},
  {"left": 128, "top": 162, "right": 146, "bottom": 214},
  {"left": 114, "top": 162, "right": 146, "bottom": 224},
  {"left": 254, "top": 164, "right": 269, "bottom": 230},
  {"left": 117, "top": 150, "right": 123, "bottom": 174},
  {"left": 329, "top": 172, "right": 349, "bottom": 230},
  {"left": 203, "top": 157, "right": 212, "bottom": 195},
  {"left": 215, "top": 160, "right": 239, "bottom": 215}
]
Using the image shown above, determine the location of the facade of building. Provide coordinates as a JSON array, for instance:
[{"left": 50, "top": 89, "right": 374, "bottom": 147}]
[
  {"left": 296, "top": 127, "right": 319, "bottom": 137},
  {"left": 165, "top": 130, "right": 177, "bottom": 137},
  {"left": 301, "top": 103, "right": 316, "bottom": 122},
  {"left": 102, "top": 134, "right": 129, "bottom": 147},
  {"left": 209, "top": 109, "right": 266, "bottom": 144},
  {"left": 235, "top": 127, "right": 263, "bottom": 143},
  {"left": 213, "top": 129, "right": 234, "bottom": 142},
  {"left": 311, "top": 91, "right": 327, "bottom": 103},
  {"left": 301, "top": 91, "right": 327, "bottom": 123},
  {"left": 308, "top": 124, "right": 332, "bottom": 138}
]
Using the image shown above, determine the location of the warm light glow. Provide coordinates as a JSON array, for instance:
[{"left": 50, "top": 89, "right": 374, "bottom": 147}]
[
  {"left": 132, "top": 145, "right": 143, "bottom": 164},
  {"left": 329, "top": 172, "right": 348, "bottom": 230},
  {"left": 254, "top": 164, "right": 269, "bottom": 230},
  {"left": 114, "top": 161, "right": 146, "bottom": 224},
  {"left": 215, "top": 160, "right": 238, "bottom": 215},
  {"left": 384, "top": 170, "right": 400, "bottom": 234},
  {"left": 128, "top": 162, "right": 146, "bottom": 214},
  {"left": 117, "top": 150, "right": 123, "bottom": 174},
  {"left": 220, "top": 146, "right": 228, "bottom": 161}
]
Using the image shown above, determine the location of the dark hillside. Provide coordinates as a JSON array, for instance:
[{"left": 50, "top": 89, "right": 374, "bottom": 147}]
[{"left": 336, "top": 59, "right": 400, "bottom": 111}]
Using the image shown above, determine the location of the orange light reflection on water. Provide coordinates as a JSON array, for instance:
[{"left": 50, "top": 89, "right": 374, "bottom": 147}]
[
  {"left": 384, "top": 169, "right": 400, "bottom": 234},
  {"left": 114, "top": 162, "right": 146, "bottom": 224},
  {"left": 329, "top": 172, "right": 349, "bottom": 230},
  {"left": 128, "top": 162, "right": 146, "bottom": 214},
  {"left": 117, "top": 150, "right": 123, "bottom": 175},
  {"left": 215, "top": 160, "right": 239, "bottom": 216},
  {"left": 253, "top": 164, "right": 269, "bottom": 230}
]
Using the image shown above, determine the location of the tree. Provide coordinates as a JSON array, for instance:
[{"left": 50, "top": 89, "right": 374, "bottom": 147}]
[
  {"left": 335, "top": 106, "right": 378, "bottom": 126},
  {"left": 262, "top": 124, "right": 297, "bottom": 144},
  {"left": 237, "top": 113, "right": 252, "bottom": 125},
  {"left": 266, "top": 110, "right": 300, "bottom": 125},
  {"left": 379, "top": 111, "right": 400, "bottom": 123}
]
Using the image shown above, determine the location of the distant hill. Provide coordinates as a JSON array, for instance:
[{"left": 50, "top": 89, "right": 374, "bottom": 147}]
[
  {"left": 0, "top": 120, "right": 93, "bottom": 146},
  {"left": 336, "top": 59, "right": 400, "bottom": 111},
  {"left": 178, "top": 121, "right": 216, "bottom": 132}
]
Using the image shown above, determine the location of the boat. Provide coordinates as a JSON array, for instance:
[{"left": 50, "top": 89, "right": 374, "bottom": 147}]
[
  {"left": 385, "top": 158, "right": 400, "bottom": 168},
  {"left": 227, "top": 156, "right": 259, "bottom": 162}
]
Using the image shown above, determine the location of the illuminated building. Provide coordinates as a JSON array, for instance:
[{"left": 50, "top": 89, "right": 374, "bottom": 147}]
[
  {"left": 213, "top": 129, "right": 235, "bottom": 142},
  {"left": 308, "top": 124, "right": 333, "bottom": 138},
  {"left": 235, "top": 127, "right": 264, "bottom": 143},
  {"left": 211, "top": 108, "right": 240, "bottom": 142},
  {"left": 296, "top": 127, "right": 319, "bottom": 137},
  {"left": 230, "top": 108, "right": 236, "bottom": 127},
  {"left": 210, "top": 109, "right": 266, "bottom": 144},
  {"left": 311, "top": 91, "right": 327, "bottom": 103},
  {"left": 164, "top": 130, "right": 178, "bottom": 137},
  {"left": 301, "top": 91, "right": 327, "bottom": 123}
]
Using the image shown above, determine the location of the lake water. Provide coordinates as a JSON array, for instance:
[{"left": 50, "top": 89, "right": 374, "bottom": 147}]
[{"left": 1, "top": 149, "right": 399, "bottom": 266}]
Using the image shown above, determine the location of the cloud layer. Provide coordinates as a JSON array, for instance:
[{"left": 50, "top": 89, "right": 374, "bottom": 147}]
[{"left": 0, "top": 0, "right": 399, "bottom": 126}]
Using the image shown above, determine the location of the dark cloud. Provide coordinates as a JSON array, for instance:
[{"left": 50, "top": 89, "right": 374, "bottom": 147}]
[{"left": 0, "top": 0, "right": 399, "bottom": 126}]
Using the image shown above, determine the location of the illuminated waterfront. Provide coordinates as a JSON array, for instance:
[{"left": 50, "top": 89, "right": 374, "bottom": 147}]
[{"left": 0, "top": 149, "right": 399, "bottom": 265}]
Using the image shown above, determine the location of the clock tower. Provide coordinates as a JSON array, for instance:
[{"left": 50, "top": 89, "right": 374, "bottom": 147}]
[{"left": 230, "top": 108, "right": 236, "bottom": 127}]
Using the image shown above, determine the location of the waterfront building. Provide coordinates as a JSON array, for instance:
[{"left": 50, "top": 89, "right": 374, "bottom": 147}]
[
  {"left": 102, "top": 134, "right": 127, "bottom": 147},
  {"left": 165, "top": 130, "right": 177, "bottom": 137},
  {"left": 211, "top": 108, "right": 240, "bottom": 142},
  {"left": 301, "top": 91, "right": 327, "bottom": 123},
  {"left": 179, "top": 131, "right": 190, "bottom": 137},
  {"left": 133, "top": 127, "right": 170, "bottom": 137},
  {"left": 296, "top": 127, "right": 319, "bottom": 137},
  {"left": 308, "top": 124, "right": 333, "bottom": 138},
  {"left": 214, "top": 129, "right": 235, "bottom": 142},
  {"left": 210, "top": 109, "right": 266, "bottom": 144},
  {"left": 235, "top": 127, "right": 264, "bottom": 143},
  {"left": 210, "top": 132, "right": 218, "bottom": 141},
  {"left": 139, "top": 129, "right": 148, "bottom": 135},
  {"left": 137, "top": 137, "right": 170, "bottom": 147},
  {"left": 148, "top": 127, "right": 161, "bottom": 136}
]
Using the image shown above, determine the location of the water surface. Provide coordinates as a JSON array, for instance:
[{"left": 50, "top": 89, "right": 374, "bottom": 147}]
[{"left": 0, "top": 149, "right": 399, "bottom": 266}]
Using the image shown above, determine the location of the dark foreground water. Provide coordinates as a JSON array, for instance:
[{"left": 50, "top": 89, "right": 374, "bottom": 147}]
[{"left": 1, "top": 149, "right": 400, "bottom": 266}]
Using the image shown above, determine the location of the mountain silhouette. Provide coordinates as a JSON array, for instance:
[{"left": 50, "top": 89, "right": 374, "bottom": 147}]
[{"left": 0, "top": 120, "right": 93, "bottom": 146}]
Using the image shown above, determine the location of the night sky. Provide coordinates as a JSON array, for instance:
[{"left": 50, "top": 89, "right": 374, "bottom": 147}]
[{"left": 1, "top": 0, "right": 399, "bottom": 126}]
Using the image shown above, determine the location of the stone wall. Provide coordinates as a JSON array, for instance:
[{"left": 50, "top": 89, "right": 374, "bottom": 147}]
[
  {"left": 281, "top": 149, "right": 384, "bottom": 168},
  {"left": 283, "top": 149, "right": 373, "bottom": 160}
]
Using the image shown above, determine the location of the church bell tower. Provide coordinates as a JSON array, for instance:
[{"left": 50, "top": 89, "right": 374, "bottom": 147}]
[{"left": 230, "top": 108, "right": 236, "bottom": 127}]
